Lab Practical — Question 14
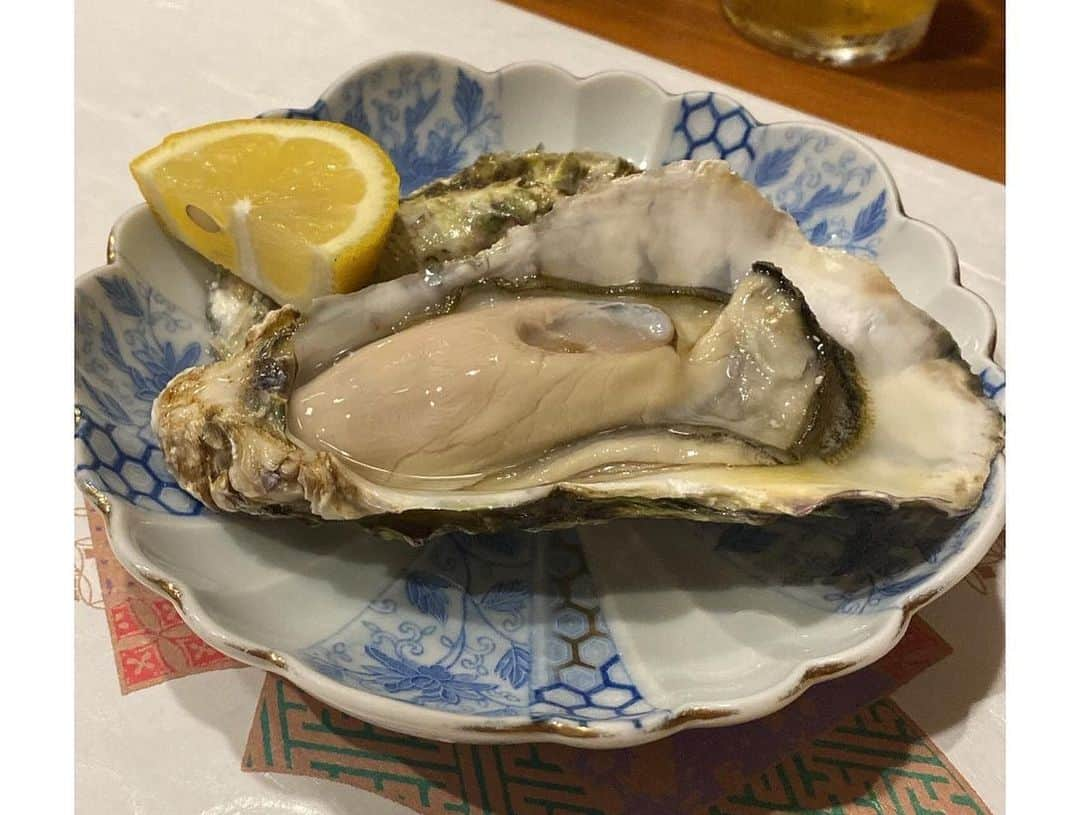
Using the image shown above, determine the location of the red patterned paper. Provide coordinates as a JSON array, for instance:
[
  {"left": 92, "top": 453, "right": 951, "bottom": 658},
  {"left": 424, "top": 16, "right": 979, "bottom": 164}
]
[{"left": 84, "top": 502, "right": 242, "bottom": 692}]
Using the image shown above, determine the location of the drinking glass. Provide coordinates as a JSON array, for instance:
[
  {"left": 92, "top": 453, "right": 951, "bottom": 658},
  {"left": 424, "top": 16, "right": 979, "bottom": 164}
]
[{"left": 721, "top": 0, "right": 939, "bottom": 67}]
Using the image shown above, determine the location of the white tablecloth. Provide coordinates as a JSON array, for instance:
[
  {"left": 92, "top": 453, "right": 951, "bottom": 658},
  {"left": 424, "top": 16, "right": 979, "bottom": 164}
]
[{"left": 76, "top": 2, "right": 1005, "bottom": 812}]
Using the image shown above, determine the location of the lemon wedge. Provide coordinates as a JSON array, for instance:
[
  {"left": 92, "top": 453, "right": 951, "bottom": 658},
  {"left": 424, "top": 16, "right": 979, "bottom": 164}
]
[{"left": 130, "top": 118, "right": 400, "bottom": 309}]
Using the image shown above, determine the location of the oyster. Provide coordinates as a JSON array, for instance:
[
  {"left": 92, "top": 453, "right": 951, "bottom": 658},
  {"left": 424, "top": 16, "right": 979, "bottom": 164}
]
[
  {"left": 373, "top": 149, "right": 639, "bottom": 282},
  {"left": 153, "top": 159, "right": 1003, "bottom": 537},
  {"left": 204, "top": 150, "right": 638, "bottom": 357},
  {"left": 206, "top": 269, "right": 278, "bottom": 358}
]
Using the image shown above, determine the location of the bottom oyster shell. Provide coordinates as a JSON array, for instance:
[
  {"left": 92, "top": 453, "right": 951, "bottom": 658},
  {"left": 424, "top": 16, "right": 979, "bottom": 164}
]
[
  {"left": 154, "top": 263, "right": 863, "bottom": 534},
  {"left": 153, "top": 159, "right": 1003, "bottom": 538}
]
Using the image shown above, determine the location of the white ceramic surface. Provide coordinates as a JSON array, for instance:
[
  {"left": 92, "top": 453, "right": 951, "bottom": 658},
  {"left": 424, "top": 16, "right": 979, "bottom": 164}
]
[{"left": 75, "top": 53, "right": 1005, "bottom": 748}]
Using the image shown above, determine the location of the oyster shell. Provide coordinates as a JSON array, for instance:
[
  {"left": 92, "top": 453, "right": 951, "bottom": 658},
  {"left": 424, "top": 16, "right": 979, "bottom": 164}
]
[
  {"left": 204, "top": 150, "right": 638, "bottom": 357},
  {"left": 373, "top": 149, "right": 639, "bottom": 282},
  {"left": 206, "top": 269, "right": 278, "bottom": 358},
  {"left": 153, "top": 159, "right": 1003, "bottom": 537}
]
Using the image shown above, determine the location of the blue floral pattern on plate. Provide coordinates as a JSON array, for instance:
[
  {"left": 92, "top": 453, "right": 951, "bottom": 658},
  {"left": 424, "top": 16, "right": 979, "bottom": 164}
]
[
  {"left": 300, "top": 531, "right": 664, "bottom": 726},
  {"left": 274, "top": 59, "right": 501, "bottom": 194},
  {"left": 301, "top": 532, "right": 534, "bottom": 715}
]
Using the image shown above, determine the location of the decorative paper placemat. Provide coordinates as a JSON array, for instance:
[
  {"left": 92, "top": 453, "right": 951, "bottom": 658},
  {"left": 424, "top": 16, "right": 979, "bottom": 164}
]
[
  {"left": 83, "top": 502, "right": 242, "bottom": 692},
  {"left": 243, "top": 616, "right": 987, "bottom": 814}
]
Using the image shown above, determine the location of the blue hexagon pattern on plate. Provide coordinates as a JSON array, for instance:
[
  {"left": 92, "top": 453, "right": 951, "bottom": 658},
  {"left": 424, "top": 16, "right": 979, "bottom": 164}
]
[{"left": 75, "top": 273, "right": 206, "bottom": 515}]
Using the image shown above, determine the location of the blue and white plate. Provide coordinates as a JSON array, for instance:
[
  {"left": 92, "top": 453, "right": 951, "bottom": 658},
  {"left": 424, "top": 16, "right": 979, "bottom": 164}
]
[{"left": 75, "top": 53, "right": 1005, "bottom": 747}]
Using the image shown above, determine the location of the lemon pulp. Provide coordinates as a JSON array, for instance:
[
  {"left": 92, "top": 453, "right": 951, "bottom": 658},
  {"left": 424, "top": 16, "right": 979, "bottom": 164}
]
[{"left": 131, "top": 119, "right": 400, "bottom": 309}]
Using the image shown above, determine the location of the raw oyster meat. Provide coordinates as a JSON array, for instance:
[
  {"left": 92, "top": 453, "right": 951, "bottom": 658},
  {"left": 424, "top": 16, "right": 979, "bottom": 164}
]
[
  {"left": 204, "top": 150, "right": 638, "bottom": 357},
  {"left": 153, "top": 160, "right": 1003, "bottom": 538},
  {"left": 291, "top": 264, "right": 860, "bottom": 486}
]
